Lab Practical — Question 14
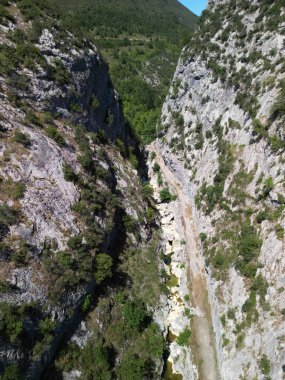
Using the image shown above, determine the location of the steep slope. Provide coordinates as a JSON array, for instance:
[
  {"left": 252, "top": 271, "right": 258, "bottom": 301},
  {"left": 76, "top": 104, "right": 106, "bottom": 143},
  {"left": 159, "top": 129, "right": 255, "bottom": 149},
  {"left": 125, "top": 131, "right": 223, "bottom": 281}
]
[
  {"left": 0, "top": 4, "right": 164, "bottom": 379},
  {"left": 153, "top": 0, "right": 285, "bottom": 378},
  {"left": 54, "top": 0, "right": 198, "bottom": 40},
  {"left": 12, "top": 0, "right": 198, "bottom": 144}
]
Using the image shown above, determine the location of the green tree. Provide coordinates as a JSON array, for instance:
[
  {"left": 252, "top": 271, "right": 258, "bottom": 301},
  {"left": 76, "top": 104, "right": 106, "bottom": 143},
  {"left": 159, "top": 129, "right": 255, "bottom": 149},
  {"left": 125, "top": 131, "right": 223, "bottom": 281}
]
[
  {"left": 118, "top": 353, "right": 147, "bottom": 380},
  {"left": 81, "top": 344, "right": 111, "bottom": 380},
  {"left": 123, "top": 299, "right": 147, "bottom": 332},
  {"left": 2, "top": 365, "right": 20, "bottom": 380},
  {"left": 160, "top": 188, "right": 175, "bottom": 203},
  {"left": 95, "top": 254, "right": 113, "bottom": 284}
]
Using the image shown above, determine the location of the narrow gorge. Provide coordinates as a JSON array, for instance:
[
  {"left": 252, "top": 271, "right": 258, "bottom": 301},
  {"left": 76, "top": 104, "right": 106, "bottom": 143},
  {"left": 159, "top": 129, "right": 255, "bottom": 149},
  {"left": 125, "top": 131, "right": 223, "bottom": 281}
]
[{"left": 0, "top": 0, "right": 285, "bottom": 379}]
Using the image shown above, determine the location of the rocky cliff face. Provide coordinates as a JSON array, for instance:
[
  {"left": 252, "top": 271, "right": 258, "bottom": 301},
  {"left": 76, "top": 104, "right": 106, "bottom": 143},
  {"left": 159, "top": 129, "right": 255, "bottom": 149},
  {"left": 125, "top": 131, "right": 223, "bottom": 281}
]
[
  {"left": 155, "top": 0, "right": 285, "bottom": 378},
  {"left": 0, "top": 5, "right": 158, "bottom": 379}
]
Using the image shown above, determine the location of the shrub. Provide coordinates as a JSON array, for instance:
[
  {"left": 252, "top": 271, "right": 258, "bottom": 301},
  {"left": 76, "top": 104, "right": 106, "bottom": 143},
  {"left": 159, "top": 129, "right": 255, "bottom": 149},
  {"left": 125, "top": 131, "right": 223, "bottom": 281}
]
[
  {"left": 275, "top": 224, "right": 284, "bottom": 240},
  {"left": 160, "top": 188, "right": 175, "bottom": 203},
  {"left": 205, "top": 130, "right": 212, "bottom": 139},
  {"left": 262, "top": 177, "right": 274, "bottom": 198},
  {"left": 153, "top": 163, "right": 160, "bottom": 172},
  {"left": 63, "top": 163, "right": 77, "bottom": 182},
  {"left": 10, "top": 240, "right": 30, "bottom": 265},
  {"left": 13, "top": 131, "right": 31, "bottom": 147},
  {"left": 142, "top": 183, "right": 154, "bottom": 198},
  {"left": 11, "top": 182, "right": 26, "bottom": 200},
  {"left": 81, "top": 294, "right": 92, "bottom": 312},
  {"left": 123, "top": 299, "right": 147, "bottom": 332},
  {"left": 94, "top": 253, "right": 113, "bottom": 284},
  {"left": 2, "top": 365, "right": 20, "bottom": 380},
  {"left": 0, "top": 303, "right": 23, "bottom": 343},
  {"left": 81, "top": 343, "right": 111, "bottom": 380},
  {"left": 48, "top": 59, "right": 71, "bottom": 85},
  {"left": 91, "top": 96, "right": 100, "bottom": 110},
  {"left": 144, "top": 323, "right": 164, "bottom": 358},
  {"left": 39, "top": 317, "right": 56, "bottom": 335},
  {"left": 45, "top": 126, "right": 65, "bottom": 146},
  {"left": 0, "top": 180, "right": 26, "bottom": 201},
  {"left": 238, "top": 262, "right": 258, "bottom": 278},
  {"left": 238, "top": 222, "right": 262, "bottom": 263},
  {"left": 199, "top": 232, "right": 207, "bottom": 242},
  {"left": 260, "top": 354, "right": 270, "bottom": 375},
  {"left": 0, "top": 204, "right": 18, "bottom": 225},
  {"left": 24, "top": 111, "right": 42, "bottom": 127},
  {"left": 56, "top": 251, "right": 74, "bottom": 268},
  {"left": 122, "top": 214, "right": 136, "bottom": 232},
  {"left": 176, "top": 327, "right": 191, "bottom": 346},
  {"left": 118, "top": 353, "right": 146, "bottom": 380},
  {"left": 269, "top": 136, "right": 285, "bottom": 152}
]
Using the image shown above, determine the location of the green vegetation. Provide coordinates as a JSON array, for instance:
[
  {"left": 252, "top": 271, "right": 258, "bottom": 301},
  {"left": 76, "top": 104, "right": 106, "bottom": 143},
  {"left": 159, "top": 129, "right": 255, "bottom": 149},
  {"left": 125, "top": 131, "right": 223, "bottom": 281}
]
[
  {"left": 5, "top": 0, "right": 197, "bottom": 144},
  {"left": 13, "top": 130, "right": 31, "bottom": 147},
  {"left": 176, "top": 327, "right": 191, "bottom": 346},
  {"left": 81, "top": 344, "right": 111, "bottom": 380},
  {"left": 2, "top": 365, "right": 20, "bottom": 380},
  {"left": 236, "top": 222, "right": 263, "bottom": 277},
  {"left": 0, "top": 179, "right": 26, "bottom": 201},
  {"left": 118, "top": 353, "right": 147, "bottom": 380},
  {"left": 94, "top": 253, "right": 113, "bottom": 284},
  {"left": 160, "top": 187, "right": 176, "bottom": 203},
  {"left": 62, "top": 163, "right": 77, "bottom": 182},
  {"left": 0, "top": 203, "right": 18, "bottom": 225},
  {"left": 51, "top": 234, "right": 165, "bottom": 378},
  {"left": 195, "top": 134, "right": 234, "bottom": 214},
  {"left": 45, "top": 126, "right": 65, "bottom": 146},
  {"left": 260, "top": 354, "right": 271, "bottom": 376},
  {"left": 0, "top": 303, "right": 24, "bottom": 343}
]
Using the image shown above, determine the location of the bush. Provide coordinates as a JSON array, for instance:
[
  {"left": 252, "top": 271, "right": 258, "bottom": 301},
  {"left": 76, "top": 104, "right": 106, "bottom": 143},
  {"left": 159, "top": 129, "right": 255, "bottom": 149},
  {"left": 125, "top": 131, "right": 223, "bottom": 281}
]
[
  {"left": 176, "top": 327, "right": 191, "bottom": 346},
  {"left": 260, "top": 354, "right": 270, "bottom": 375},
  {"left": 91, "top": 96, "right": 100, "bottom": 110},
  {"left": 118, "top": 353, "right": 146, "bottom": 380},
  {"left": 199, "top": 232, "right": 207, "bottom": 242},
  {"left": 123, "top": 299, "right": 147, "bottom": 332},
  {"left": 0, "top": 204, "right": 18, "bottom": 225},
  {"left": 56, "top": 251, "right": 74, "bottom": 268},
  {"left": 13, "top": 131, "right": 31, "bottom": 147},
  {"left": 238, "top": 222, "right": 262, "bottom": 263},
  {"left": 45, "top": 126, "right": 65, "bottom": 146},
  {"left": 0, "top": 303, "right": 23, "bottom": 343},
  {"left": 242, "top": 291, "right": 256, "bottom": 314},
  {"left": 275, "top": 224, "right": 284, "bottom": 240},
  {"left": 2, "top": 365, "right": 20, "bottom": 380},
  {"left": 141, "top": 183, "right": 154, "bottom": 198},
  {"left": 0, "top": 180, "right": 26, "bottom": 201},
  {"left": 144, "top": 323, "right": 164, "bottom": 358},
  {"left": 153, "top": 163, "right": 160, "bottom": 172},
  {"left": 78, "top": 151, "right": 95, "bottom": 173},
  {"left": 48, "top": 59, "right": 72, "bottom": 85},
  {"left": 81, "top": 343, "right": 111, "bottom": 380},
  {"left": 94, "top": 253, "right": 113, "bottom": 284},
  {"left": 256, "top": 210, "right": 269, "bottom": 224},
  {"left": 160, "top": 188, "right": 175, "bottom": 203},
  {"left": 262, "top": 177, "right": 274, "bottom": 198},
  {"left": 63, "top": 163, "right": 77, "bottom": 182}
]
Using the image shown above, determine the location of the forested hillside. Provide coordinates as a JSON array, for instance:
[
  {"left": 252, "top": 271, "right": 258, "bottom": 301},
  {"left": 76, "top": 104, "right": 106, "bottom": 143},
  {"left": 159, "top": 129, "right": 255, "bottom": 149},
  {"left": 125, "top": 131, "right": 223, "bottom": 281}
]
[{"left": 13, "top": 0, "right": 198, "bottom": 143}]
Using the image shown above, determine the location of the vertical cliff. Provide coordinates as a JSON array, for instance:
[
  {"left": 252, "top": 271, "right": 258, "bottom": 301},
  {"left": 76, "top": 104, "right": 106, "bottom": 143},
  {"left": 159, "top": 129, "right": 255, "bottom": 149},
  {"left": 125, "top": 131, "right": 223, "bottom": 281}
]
[
  {"left": 154, "top": 0, "right": 285, "bottom": 378},
  {"left": 0, "top": 4, "right": 163, "bottom": 379}
]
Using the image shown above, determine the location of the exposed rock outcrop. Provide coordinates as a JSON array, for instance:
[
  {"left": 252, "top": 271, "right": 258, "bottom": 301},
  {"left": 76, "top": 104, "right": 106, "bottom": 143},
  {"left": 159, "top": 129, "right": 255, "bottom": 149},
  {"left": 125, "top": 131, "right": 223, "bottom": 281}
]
[{"left": 154, "top": 0, "right": 285, "bottom": 378}]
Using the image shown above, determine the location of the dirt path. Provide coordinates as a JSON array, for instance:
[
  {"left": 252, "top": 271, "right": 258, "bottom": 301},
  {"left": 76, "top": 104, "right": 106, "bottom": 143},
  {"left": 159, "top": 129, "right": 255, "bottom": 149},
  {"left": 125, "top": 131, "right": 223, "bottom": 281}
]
[{"left": 151, "top": 142, "right": 220, "bottom": 380}]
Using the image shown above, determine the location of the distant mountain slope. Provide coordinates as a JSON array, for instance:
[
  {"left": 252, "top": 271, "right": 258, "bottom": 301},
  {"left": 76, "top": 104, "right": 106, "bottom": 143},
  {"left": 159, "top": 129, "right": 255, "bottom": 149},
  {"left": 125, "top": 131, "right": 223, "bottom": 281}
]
[
  {"left": 54, "top": 0, "right": 198, "bottom": 41},
  {"left": 14, "top": 0, "right": 198, "bottom": 143}
]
